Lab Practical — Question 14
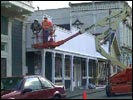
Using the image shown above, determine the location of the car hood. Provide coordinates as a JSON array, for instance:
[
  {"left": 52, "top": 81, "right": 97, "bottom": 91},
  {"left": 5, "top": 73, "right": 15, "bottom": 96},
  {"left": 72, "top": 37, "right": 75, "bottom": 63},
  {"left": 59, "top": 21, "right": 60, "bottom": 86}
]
[
  {"left": 1, "top": 90, "right": 17, "bottom": 97},
  {"left": 54, "top": 85, "right": 66, "bottom": 92},
  {"left": 54, "top": 84, "right": 64, "bottom": 87},
  {"left": 1, "top": 90, "right": 12, "bottom": 95}
]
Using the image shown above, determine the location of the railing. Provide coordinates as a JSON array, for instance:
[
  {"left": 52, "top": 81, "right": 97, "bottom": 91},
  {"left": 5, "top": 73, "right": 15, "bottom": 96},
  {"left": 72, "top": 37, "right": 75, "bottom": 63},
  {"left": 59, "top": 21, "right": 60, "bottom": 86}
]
[{"left": 31, "top": 32, "right": 56, "bottom": 45}]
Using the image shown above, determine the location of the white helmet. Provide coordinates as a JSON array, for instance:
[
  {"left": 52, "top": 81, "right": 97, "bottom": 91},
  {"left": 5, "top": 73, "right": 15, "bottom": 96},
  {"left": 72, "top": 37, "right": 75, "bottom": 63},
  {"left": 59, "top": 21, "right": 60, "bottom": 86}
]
[{"left": 34, "top": 19, "right": 38, "bottom": 22}]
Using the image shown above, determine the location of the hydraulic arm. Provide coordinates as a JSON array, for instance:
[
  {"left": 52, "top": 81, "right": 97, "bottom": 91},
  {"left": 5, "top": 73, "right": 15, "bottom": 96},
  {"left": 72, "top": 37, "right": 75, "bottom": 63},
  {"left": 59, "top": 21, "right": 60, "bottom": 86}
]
[
  {"left": 79, "top": 6, "right": 132, "bottom": 97},
  {"left": 79, "top": 5, "right": 131, "bottom": 70}
]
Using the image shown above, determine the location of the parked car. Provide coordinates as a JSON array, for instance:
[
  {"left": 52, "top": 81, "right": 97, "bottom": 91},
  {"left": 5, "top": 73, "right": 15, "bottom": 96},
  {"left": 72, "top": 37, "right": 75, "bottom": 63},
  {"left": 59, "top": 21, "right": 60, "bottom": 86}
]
[
  {"left": 1, "top": 75, "right": 66, "bottom": 99},
  {"left": 88, "top": 83, "right": 96, "bottom": 89}
]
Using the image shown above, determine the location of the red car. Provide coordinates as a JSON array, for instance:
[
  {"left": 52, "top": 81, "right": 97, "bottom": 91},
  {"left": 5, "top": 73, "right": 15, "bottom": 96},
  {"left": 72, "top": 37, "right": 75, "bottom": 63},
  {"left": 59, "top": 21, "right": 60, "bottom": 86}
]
[{"left": 1, "top": 75, "right": 66, "bottom": 99}]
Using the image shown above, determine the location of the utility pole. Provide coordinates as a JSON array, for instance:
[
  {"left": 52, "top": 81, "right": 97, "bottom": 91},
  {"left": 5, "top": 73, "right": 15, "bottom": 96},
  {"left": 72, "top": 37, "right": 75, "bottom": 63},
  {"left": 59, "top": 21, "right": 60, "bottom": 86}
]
[
  {"left": 93, "top": 1, "right": 96, "bottom": 33},
  {"left": 107, "top": 9, "right": 111, "bottom": 85}
]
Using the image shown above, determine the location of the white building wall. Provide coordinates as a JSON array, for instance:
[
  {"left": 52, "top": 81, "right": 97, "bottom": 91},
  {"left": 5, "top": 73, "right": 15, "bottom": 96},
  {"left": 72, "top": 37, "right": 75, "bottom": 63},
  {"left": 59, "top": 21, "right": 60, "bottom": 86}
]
[{"left": 1, "top": 1, "right": 34, "bottom": 77}]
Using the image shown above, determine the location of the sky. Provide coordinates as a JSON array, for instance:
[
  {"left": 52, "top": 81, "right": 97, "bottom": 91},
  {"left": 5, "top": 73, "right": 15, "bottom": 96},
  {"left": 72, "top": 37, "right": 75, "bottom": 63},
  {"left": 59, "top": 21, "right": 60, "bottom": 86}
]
[{"left": 32, "top": 1, "right": 132, "bottom": 10}]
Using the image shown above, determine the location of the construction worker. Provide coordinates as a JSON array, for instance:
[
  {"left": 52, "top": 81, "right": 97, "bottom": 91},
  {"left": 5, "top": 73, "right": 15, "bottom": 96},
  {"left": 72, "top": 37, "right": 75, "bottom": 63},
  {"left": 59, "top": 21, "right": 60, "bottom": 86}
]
[
  {"left": 30, "top": 19, "right": 42, "bottom": 43},
  {"left": 42, "top": 17, "right": 54, "bottom": 43}
]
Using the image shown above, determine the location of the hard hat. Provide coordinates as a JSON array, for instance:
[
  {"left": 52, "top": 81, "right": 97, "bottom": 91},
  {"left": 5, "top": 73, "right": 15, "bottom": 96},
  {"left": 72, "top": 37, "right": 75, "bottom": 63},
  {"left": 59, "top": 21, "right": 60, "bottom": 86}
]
[
  {"left": 44, "top": 16, "right": 48, "bottom": 19},
  {"left": 34, "top": 19, "right": 38, "bottom": 21}
]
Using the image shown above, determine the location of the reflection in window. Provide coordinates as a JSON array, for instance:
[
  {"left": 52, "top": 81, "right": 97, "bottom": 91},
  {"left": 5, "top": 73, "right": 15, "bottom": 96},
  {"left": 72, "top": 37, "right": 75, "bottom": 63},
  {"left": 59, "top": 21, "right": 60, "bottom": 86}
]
[
  {"left": 1, "top": 77, "right": 22, "bottom": 90},
  {"left": 24, "top": 77, "right": 42, "bottom": 90},
  {"left": 40, "top": 77, "right": 53, "bottom": 89}
]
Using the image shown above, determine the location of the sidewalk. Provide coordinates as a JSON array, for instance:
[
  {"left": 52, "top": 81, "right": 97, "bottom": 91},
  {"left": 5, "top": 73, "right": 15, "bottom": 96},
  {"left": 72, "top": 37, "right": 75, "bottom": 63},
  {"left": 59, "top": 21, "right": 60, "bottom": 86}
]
[{"left": 66, "top": 86, "right": 105, "bottom": 99}]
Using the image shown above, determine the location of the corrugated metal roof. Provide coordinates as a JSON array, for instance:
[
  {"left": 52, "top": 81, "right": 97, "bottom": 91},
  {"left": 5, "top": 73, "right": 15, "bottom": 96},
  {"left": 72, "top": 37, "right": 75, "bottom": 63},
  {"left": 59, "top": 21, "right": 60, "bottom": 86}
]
[{"left": 54, "top": 27, "right": 108, "bottom": 59}]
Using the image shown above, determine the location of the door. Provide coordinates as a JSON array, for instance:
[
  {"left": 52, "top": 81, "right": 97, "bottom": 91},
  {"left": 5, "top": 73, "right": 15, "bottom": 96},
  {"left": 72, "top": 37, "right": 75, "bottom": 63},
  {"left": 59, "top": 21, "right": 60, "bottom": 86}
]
[{"left": 21, "top": 77, "right": 47, "bottom": 99}]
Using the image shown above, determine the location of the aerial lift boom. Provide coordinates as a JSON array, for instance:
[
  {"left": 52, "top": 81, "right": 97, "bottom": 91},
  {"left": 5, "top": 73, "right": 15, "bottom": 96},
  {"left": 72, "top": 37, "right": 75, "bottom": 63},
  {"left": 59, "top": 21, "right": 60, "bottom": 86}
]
[
  {"left": 32, "top": 31, "right": 82, "bottom": 49},
  {"left": 79, "top": 5, "right": 131, "bottom": 69},
  {"left": 78, "top": 5, "right": 132, "bottom": 96}
]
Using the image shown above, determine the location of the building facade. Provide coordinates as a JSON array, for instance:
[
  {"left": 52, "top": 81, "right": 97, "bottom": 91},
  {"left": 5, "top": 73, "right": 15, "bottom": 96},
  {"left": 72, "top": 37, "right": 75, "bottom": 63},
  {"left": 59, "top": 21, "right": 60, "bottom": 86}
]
[{"left": 1, "top": 1, "right": 34, "bottom": 77}]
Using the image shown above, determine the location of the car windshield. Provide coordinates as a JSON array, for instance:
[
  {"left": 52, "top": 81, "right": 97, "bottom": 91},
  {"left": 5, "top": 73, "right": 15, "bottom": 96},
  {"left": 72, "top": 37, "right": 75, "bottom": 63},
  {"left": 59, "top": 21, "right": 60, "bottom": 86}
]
[{"left": 1, "top": 77, "right": 23, "bottom": 91}]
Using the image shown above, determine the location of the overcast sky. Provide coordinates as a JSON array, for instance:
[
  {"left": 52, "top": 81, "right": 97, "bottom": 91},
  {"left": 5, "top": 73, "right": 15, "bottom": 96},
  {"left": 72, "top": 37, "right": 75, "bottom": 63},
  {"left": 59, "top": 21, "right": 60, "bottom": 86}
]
[{"left": 33, "top": 1, "right": 132, "bottom": 10}]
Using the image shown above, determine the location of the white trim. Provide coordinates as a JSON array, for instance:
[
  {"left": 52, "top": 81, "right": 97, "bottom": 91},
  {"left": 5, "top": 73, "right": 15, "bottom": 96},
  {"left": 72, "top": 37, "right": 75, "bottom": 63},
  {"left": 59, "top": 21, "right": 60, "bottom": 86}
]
[
  {"left": 46, "top": 49, "right": 98, "bottom": 60},
  {"left": 55, "top": 77, "right": 62, "bottom": 80},
  {"left": 27, "top": 48, "right": 98, "bottom": 60},
  {"left": 1, "top": 35, "right": 8, "bottom": 43},
  {"left": 1, "top": 54, "right": 8, "bottom": 58},
  {"left": 86, "top": 58, "right": 89, "bottom": 89},
  {"left": 41, "top": 50, "right": 46, "bottom": 77},
  {"left": 2, "top": 1, "right": 34, "bottom": 12},
  {"left": 70, "top": 55, "right": 74, "bottom": 91},
  {"left": 52, "top": 52, "right": 56, "bottom": 84},
  {"left": 65, "top": 77, "right": 71, "bottom": 80},
  {"left": 22, "top": 22, "right": 26, "bottom": 75},
  {"left": 7, "top": 18, "right": 12, "bottom": 77},
  {"left": 62, "top": 54, "right": 65, "bottom": 87}
]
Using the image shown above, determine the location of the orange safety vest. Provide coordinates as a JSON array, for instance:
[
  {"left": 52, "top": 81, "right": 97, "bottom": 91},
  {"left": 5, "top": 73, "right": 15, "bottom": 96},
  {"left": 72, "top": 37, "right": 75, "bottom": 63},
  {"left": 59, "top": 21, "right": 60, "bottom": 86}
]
[{"left": 42, "top": 20, "right": 53, "bottom": 29}]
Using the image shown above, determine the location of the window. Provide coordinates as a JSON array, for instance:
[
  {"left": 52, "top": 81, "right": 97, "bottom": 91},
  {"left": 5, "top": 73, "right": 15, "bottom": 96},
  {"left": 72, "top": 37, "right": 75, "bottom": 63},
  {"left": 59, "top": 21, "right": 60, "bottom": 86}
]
[
  {"left": 65, "top": 58, "right": 70, "bottom": 77},
  {"left": 1, "top": 42, "right": 7, "bottom": 51},
  {"left": 89, "top": 60, "right": 93, "bottom": 76},
  {"left": 1, "top": 77, "right": 23, "bottom": 90},
  {"left": 1, "top": 16, "right": 8, "bottom": 35},
  {"left": 1, "top": 43, "right": 5, "bottom": 51},
  {"left": 24, "top": 77, "right": 42, "bottom": 91},
  {"left": 81, "top": 61, "right": 86, "bottom": 77},
  {"left": 55, "top": 57, "right": 62, "bottom": 78},
  {"left": 40, "top": 77, "right": 54, "bottom": 89}
]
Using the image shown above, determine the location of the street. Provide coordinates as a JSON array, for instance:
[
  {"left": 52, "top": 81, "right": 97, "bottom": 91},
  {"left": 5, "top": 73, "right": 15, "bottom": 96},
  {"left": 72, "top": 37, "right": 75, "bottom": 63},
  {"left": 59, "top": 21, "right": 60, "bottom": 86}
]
[{"left": 70, "top": 90, "right": 132, "bottom": 99}]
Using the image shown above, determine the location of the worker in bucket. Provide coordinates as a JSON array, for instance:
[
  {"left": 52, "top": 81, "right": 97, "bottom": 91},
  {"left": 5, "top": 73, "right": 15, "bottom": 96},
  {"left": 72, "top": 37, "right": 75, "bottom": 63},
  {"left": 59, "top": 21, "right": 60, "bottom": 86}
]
[
  {"left": 30, "top": 19, "right": 42, "bottom": 43},
  {"left": 42, "top": 16, "right": 54, "bottom": 43}
]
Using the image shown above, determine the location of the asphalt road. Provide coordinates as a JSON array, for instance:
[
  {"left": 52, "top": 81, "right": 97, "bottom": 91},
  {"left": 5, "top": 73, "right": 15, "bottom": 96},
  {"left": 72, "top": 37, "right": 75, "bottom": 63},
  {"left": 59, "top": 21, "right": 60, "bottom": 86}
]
[{"left": 71, "top": 90, "right": 132, "bottom": 99}]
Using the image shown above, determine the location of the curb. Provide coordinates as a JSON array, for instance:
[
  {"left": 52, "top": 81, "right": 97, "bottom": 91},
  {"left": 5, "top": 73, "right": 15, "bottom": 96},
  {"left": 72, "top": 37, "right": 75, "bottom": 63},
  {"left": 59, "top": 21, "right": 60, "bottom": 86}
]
[{"left": 67, "top": 88, "right": 105, "bottom": 98}]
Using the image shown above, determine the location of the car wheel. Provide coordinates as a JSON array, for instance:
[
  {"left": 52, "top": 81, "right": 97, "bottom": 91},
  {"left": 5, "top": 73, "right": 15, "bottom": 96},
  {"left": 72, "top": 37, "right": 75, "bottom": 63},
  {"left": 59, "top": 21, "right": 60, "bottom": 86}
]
[
  {"left": 53, "top": 95, "right": 61, "bottom": 99},
  {"left": 106, "top": 85, "right": 112, "bottom": 97}
]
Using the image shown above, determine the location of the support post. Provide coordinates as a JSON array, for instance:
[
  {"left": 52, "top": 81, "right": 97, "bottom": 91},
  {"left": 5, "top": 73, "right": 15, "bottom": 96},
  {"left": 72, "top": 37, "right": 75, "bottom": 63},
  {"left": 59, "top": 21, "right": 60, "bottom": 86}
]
[
  {"left": 62, "top": 54, "right": 65, "bottom": 86},
  {"left": 41, "top": 50, "right": 46, "bottom": 77},
  {"left": 107, "top": 9, "right": 111, "bottom": 85},
  {"left": 52, "top": 52, "right": 55, "bottom": 84},
  {"left": 70, "top": 55, "right": 74, "bottom": 91},
  {"left": 86, "top": 58, "right": 89, "bottom": 89}
]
